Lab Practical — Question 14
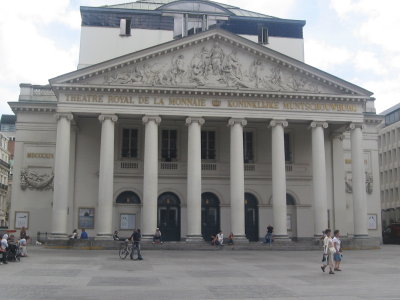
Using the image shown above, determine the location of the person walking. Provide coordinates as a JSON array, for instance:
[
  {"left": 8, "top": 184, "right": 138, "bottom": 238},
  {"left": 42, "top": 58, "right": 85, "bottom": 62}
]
[
  {"left": 333, "top": 230, "right": 342, "bottom": 271},
  {"left": 321, "top": 229, "right": 335, "bottom": 274},
  {"left": 130, "top": 229, "right": 143, "bottom": 260}
]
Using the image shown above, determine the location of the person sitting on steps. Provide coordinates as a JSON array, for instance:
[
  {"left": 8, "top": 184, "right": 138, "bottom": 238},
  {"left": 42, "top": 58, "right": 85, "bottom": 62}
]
[{"left": 152, "top": 228, "right": 163, "bottom": 244}]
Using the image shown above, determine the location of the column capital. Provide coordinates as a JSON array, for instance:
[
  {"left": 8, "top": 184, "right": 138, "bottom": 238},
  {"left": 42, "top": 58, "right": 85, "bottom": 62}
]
[
  {"left": 142, "top": 115, "right": 161, "bottom": 124},
  {"left": 98, "top": 114, "right": 118, "bottom": 123},
  {"left": 228, "top": 118, "right": 247, "bottom": 127},
  {"left": 185, "top": 117, "right": 205, "bottom": 126},
  {"left": 269, "top": 119, "right": 288, "bottom": 128},
  {"left": 310, "top": 121, "right": 328, "bottom": 129},
  {"left": 348, "top": 122, "right": 365, "bottom": 130},
  {"left": 55, "top": 113, "right": 73, "bottom": 121}
]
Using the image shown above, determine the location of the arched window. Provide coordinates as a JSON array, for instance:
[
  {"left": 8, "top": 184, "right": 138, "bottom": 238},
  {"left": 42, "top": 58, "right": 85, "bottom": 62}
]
[
  {"left": 116, "top": 191, "right": 141, "bottom": 204},
  {"left": 286, "top": 194, "right": 296, "bottom": 206}
]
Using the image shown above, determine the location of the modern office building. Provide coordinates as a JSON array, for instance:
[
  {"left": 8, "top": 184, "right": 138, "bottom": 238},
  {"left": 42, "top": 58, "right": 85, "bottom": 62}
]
[
  {"left": 8, "top": 0, "right": 382, "bottom": 245},
  {"left": 379, "top": 104, "right": 400, "bottom": 227}
]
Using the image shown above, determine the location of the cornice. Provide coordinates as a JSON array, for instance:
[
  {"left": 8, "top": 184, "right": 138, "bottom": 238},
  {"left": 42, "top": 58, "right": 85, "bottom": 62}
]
[
  {"left": 51, "top": 84, "right": 370, "bottom": 103},
  {"left": 8, "top": 101, "right": 57, "bottom": 113}
]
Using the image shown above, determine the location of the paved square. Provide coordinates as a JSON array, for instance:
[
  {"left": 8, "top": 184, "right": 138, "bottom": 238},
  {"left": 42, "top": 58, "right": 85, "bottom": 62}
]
[{"left": 0, "top": 245, "right": 398, "bottom": 300}]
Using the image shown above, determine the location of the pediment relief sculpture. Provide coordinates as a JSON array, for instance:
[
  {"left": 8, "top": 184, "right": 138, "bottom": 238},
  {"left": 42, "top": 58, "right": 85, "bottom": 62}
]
[
  {"left": 20, "top": 168, "right": 54, "bottom": 191},
  {"left": 82, "top": 41, "right": 340, "bottom": 94}
]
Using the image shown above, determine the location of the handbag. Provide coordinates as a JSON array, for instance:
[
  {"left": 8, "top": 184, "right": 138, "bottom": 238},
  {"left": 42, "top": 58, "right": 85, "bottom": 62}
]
[{"left": 321, "top": 253, "right": 328, "bottom": 263}]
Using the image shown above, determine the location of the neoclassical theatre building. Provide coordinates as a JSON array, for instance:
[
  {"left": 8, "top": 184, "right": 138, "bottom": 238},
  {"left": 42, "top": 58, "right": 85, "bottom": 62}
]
[{"left": 9, "top": 0, "right": 382, "bottom": 244}]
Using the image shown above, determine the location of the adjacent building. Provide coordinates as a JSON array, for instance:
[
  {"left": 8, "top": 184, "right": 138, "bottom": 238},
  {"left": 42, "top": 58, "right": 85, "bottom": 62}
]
[
  {"left": 0, "top": 132, "right": 10, "bottom": 227},
  {"left": 379, "top": 104, "right": 400, "bottom": 227},
  {"left": 8, "top": 0, "right": 382, "bottom": 245}
]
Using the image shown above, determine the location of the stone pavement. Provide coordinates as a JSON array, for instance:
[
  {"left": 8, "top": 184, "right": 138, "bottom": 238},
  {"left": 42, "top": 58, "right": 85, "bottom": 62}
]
[{"left": 0, "top": 245, "right": 399, "bottom": 300}]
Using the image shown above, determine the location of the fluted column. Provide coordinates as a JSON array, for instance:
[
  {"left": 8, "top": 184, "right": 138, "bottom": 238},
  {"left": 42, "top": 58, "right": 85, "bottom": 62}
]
[
  {"left": 331, "top": 132, "right": 347, "bottom": 231},
  {"left": 142, "top": 115, "right": 161, "bottom": 239},
  {"left": 269, "top": 120, "right": 289, "bottom": 240},
  {"left": 96, "top": 114, "right": 118, "bottom": 239},
  {"left": 51, "top": 113, "right": 73, "bottom": 239},
  {"left": 229, "top": 118, "right": 248, "bottom": 241},
  {"left": 310, "top": 121, "right": 329, "bottom": 237},
  {"left": 186, "top": 117, "right": 204, "bottom": 242},
  {"left": 350, "top": 123, "right": 368, "bottom": 238}
]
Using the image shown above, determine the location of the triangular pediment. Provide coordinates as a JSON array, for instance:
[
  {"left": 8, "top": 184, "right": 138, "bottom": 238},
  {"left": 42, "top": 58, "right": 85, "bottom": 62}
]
[{"left": 50, "top": 29, "right": 373, "bottom": 98}]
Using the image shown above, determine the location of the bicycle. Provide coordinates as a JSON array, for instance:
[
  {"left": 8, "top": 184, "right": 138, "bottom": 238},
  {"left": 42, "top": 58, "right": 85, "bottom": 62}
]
[{"left": 118, "top": 240, "right": 132, "bottom": 259}]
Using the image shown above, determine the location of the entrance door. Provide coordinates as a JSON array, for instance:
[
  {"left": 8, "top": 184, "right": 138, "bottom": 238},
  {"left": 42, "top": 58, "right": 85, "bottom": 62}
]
[
  {"left": 157, "top": 192, "right": 181, "bottom": 241},
  {"left": 245, "top": 193, "right": 259, "bottom": 241},
  {"left": 201, "top": 192, "right": 220, "bottom": 241}
]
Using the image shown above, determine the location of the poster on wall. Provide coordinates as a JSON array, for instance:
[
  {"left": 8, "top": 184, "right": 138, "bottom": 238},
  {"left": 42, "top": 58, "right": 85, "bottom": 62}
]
[
  {"left": 78, "top": 208, "right": 95, "bottom": 229},
  {"left": 120, "top": 214, "right": 135, "bottom": 230},
  {"left": 368, "top": 214, "right": 377, "bottom": 230},
  {"left": 15, "top": 211, "right": 29, "bottom": 229}
]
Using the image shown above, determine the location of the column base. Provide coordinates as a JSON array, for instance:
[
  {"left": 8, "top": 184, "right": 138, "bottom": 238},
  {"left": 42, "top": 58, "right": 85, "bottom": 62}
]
[
  {"left": 48, "top": 233, "right": 69, "bottom": 240},
  {"left": 185, "top": 235, "right": 204, "bottom": 243},
  {"left": 95, "top": 234, "right": 113, "bottom": 240},
  {"left": 232, "top": 235, "right": 249, "bottom": 244},
  {"left": 273, "top": 235, "right": 292, "bottom": 243},
  {"left": 141, "top": 234, "right": 155, "bottom": 242}
]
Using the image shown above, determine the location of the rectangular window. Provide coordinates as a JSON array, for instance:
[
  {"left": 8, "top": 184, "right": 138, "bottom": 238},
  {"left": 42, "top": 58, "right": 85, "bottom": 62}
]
[
  {"left": 161, "top": 130, "right": 177, "bottom": 162},
  {"left": 284, "top": 133, "right": 292, "bottom": 163},
  {"left": 243, "top": 131, "right": 254, "bottom": 163},
  {"left": 121, "top": 128, "right": 138, "bottom": 159},
  {"left": 201, "top": 131, "right": 216, "bottom": 160},
  {"left": 258, "top": 27, "right": 268, "bottom": 44},
  {"left": 120, "top": 18, "right": 131, "bottom": 36}
]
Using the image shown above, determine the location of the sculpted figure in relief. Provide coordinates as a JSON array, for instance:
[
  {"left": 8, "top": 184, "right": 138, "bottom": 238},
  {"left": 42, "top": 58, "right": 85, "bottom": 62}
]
[
  {"left": 101, "top": 41, "right": 327, "bottom": 93},
  {"left": 20, "top": 168, "right": 54, "bottom": 191}
]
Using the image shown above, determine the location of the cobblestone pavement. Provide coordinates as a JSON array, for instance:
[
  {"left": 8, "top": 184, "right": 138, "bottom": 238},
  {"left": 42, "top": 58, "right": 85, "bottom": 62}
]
[{"left": 0, "top": 245, "right": 398, "bottom": 300}]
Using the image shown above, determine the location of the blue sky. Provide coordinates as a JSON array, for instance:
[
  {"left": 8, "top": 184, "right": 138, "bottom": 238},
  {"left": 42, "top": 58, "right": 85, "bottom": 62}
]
[{"left": 0, "top": 0, "right": 399, "bottom": 115}]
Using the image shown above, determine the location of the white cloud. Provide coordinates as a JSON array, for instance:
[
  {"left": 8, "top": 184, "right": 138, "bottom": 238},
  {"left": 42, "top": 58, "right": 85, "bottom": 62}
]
[
  {"left": 304, "top": 39, "right": 353, "bottom": 70},
  {"left": 361, "top": 76, "right": 400, "bottom": 113},
  {"left": 353, "top": 51, "right": 387, "bottom": 75}
]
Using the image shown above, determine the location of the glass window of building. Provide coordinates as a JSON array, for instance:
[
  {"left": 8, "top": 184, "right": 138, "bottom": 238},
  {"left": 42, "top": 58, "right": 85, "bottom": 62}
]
[
  {"left": 201, "top": 131, "right": 216, "bottom": 160},
  {"left": 121, "top": 128, "right": 138, "bottom": 159},
  {"left": 284, "top": 133, "right": 292, "bottom": 163},
  {"left": 161, "top": 129, "right": 177, "bottom": 162},
  {"left": 243, "top": 131, "right": 254, "bottom": 163}
]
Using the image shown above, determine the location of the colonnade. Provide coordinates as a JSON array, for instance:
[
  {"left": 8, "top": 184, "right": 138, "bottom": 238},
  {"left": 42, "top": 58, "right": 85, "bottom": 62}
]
[{"left": 50, "top": 113, "right": 369, "bottom": 241}]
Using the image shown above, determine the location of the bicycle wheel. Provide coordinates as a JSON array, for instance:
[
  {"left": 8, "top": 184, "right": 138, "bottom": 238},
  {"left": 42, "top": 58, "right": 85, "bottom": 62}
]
[{"left": 119, "top": 246, "right": 129, "bottom": 259}]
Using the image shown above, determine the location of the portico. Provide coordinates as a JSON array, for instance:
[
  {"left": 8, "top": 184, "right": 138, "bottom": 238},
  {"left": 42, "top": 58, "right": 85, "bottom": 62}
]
[{"left": 10, "top": 29, "right": 381, "bottom": 245}]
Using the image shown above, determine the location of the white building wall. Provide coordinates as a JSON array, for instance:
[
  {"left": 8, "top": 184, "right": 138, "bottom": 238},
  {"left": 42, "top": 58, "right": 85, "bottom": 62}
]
[
  {"left": 239, "top": 35, "right": 305, "bottom": 62},
  {"left": 78, "top": 27, "right": 174, "bottom": 68}
]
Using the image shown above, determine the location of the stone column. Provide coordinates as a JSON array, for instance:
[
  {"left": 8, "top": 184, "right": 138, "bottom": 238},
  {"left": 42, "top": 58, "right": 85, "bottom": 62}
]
[
  {"left": 310, "top": 122, "right": 328, "bottom": 237},
  {"left": 51, "top": 113, "right": 73, "bottom": 239},
  {"left": 186, "top": 117, "right": 205, "bottom": 242},
  {"left": 350, "top": 123, "right": 368, "bottom": 237},
  {"left": 310, "top": 121, "right": 329, "bottom": 237},
  {"left": 331, "top": 132, "right": 347, "bottom": 232},
  {"left": 228, "top": 118, "right": 248, "bottom": 241},
  {"left": 96, "top": 114, "right": 118, "bottom": 239},
  {"left": 269, "top": 120, "right": 289, "bottom": 240},
  {"left": 142, "top": 115, "right": 161, "bottom": 239}
]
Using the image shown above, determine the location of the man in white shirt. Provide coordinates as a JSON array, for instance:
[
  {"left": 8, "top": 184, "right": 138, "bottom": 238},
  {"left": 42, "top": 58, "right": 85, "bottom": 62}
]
[
  {"left": 217, "top": 231, "right": 224, "bottom": 246},
  {"left": 1, "top": 233, "right": 9, "bottom": 264}
]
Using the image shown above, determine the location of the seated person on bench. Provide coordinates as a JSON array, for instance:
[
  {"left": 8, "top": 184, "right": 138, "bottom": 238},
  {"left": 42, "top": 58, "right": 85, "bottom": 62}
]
[{"left": 152, "top": 228, "right": 163, "bottom": 244}]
